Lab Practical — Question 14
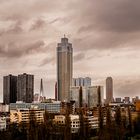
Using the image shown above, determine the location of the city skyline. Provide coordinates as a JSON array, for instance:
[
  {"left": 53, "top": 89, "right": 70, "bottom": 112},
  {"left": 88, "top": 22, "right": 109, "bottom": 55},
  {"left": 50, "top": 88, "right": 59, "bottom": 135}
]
[{"left": 1, "top": 0, "right": 140, "bottom": 101}]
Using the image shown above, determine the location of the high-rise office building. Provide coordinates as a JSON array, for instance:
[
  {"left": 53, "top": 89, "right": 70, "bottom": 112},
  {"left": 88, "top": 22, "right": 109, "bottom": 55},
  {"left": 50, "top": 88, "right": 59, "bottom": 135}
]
[
  {"left": 17, "top": 73, "right": 34, "bottom": 103},
  {"left": 72, "top": 77, "right": 91, "bottom": 87},
  {"left": 84, "top": 77, "right": 92, "bottom": 86},
  {"left": 3, "top": 75, "right": 17, "bottom": 104},
  {"left": 88, "top": 86, "right": 104, "bottom": 108},
  {"left": 70, "top": 86, "right": 80, "bottom": 108},
  {"left": 106, "top": 77, "right": 113, "bottom": 104},
  {"left": 57, "top": 36, "right": 73, "bottom": 102},
  {"left": 70, "top": 86, "right": 104, "bottom": 108}
]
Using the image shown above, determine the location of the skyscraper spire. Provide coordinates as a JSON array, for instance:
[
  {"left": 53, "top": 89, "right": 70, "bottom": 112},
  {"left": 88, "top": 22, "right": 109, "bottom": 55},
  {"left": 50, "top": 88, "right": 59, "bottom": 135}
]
[
  {"left": 38, "top": 78, "right": 44, "bottom": 102},
  {"left": 40, "top": 78, "right": 44, "bottom": 97}
]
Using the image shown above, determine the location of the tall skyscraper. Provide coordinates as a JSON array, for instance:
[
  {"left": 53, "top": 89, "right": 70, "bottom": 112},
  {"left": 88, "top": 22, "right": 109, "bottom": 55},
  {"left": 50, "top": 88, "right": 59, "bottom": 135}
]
[
  {"left": 106, "top": 77, "right": 113, "bottom": 104},
  {"left": 3, "top": 75, "right": 17, "bottom": 104},
  {"left": 17, "top": 73, "right": 34, "bottom": 103},
  {"left": 57, "top": 36, "right": 73, "bottom": 102}
]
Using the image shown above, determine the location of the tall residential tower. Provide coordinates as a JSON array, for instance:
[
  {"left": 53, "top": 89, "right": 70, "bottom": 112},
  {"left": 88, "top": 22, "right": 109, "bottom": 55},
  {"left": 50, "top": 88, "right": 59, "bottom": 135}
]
[
  {"left": 3, "top": 75, "right": 17, "bottom": 104},
  {"left": 57, "top": 36, "right": 73, "bottom": 102},
  {"left": 17, "top": 73, "right": 34, "bottom": 103}
]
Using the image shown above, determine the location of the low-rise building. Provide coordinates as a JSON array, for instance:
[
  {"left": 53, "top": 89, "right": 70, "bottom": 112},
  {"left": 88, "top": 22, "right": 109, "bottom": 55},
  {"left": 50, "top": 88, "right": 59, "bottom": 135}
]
[
  {"left": 70, "top": 115, "right": 80, "bottom": 133},
  {"left": 54, "top": 114, "right": 106, "bottom": 133},
  {"left": 0, "top": 104, "right": 9, "bottom": 112},
  {"left": 54, "top": 115, "right": 65, "bottom": 124},
  {"left": 0, "top": 117, "right": 6, "bottom": 130},
  {"left": 135, "top": 100, "right": 140, "bottom": 111},
  {"left": 10, "top": 101, "right": 61, "bottom": 113},
  {"left": 54, "top": 114, "right": 80, "bottom": 133},
  {"left": 10, "top": 109, "right": 44, "bottom": 124}
]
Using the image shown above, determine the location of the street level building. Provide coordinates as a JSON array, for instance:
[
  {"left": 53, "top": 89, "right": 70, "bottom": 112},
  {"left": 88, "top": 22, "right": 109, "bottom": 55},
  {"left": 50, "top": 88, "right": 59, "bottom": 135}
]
[
  {"left": 0, "top": 117, "right": 6, "bottom": 130},
  {"left": 10, "top": 109, "right": 44, "bottom": 124}
]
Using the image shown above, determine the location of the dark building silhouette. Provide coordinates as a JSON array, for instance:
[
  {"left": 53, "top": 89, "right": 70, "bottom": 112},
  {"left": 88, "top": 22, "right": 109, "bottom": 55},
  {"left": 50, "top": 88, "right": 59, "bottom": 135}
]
[
  {"left": 106, "top": 77, "right": 113, "bottom": 104},
  {"left": 3, "top": 74, "right": 17, "bottom": 104},
  {"left": 79, "top": 86, "right": 83, "bottom": 108},
  {"left": 57, "top": 36, "right": 73, "bottom": 102},
  {"left": 17, "top": 73, "right": 34, "bottom": 103},
  {"left": 39, "top": 78, "right": 44, "bottom": 102},
  {"left": 55, "top": 82, "right": 57, "bottom": 101},
  {"left": 40, "top": 78, "right": 44, "bottom": 97}
]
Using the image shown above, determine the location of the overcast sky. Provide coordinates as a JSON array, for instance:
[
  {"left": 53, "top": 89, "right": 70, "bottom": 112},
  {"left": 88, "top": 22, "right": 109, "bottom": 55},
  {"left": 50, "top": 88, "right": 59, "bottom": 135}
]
[{"left": 0, "top": 0, "right": 140, "bottom": 102}]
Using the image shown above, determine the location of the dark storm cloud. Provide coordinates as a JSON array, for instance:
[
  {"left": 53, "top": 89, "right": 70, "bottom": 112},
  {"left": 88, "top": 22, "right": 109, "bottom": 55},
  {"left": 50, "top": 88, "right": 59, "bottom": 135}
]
[
  {"left": 70, "top": 0, "right": 140, "bottom": 51},
  {"left": 75, "top": 0, "right": 140, "bottom": 33}
]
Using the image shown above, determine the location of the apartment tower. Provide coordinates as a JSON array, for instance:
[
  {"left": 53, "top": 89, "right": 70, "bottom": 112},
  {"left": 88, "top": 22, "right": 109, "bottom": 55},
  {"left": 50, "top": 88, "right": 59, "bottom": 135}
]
[
  {"left": 3, "top": 74, "right": 17, "bottom": 104},
  {"left": 17, "top": 73, "right": 34, "bottom": 103}
]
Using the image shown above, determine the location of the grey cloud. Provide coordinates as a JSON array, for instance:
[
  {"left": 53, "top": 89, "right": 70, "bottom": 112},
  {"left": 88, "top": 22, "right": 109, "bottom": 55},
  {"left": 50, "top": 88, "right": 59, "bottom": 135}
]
[
  {"left": 74, "top": 0, "right": 140, "bottom": 33},
  {"left": 30, "top": 18, "right": 46, "bottom": 31},
  {"left": 115, "top": 77, "right": 140, "bottom": 97},
  {"left": 73, "top": 31, "right": 140, "bottom": 51},
  {"left": 39, "top": 57, "right": 55, "bottom": 67},
  {"left": 49, "top": 18, "right": 62, "bottom": 24},
  {"left": 7, "top": 21, "right": 23, "bottom": 34},
  {"left": 74, "top": 53, "right": 85, "bottom": 62},
  {"left": 0, "top": 40, "right": 45, "bottom": 58},
  {"left": 0, "top": 20, "right": 23, "bottom": 36},
  {"left": 68, "top": 0, "right": 140, "bottom": 51},
  {"left": 0, "top": 0, "right": 67, "bottom": 21},
  {"left": 49, "top": 17, "right": 72, "bottom": 25}
]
